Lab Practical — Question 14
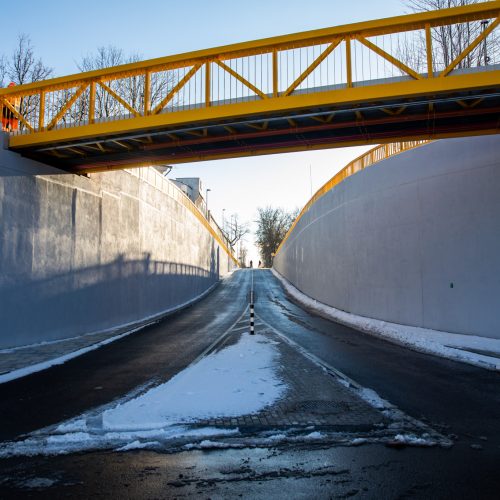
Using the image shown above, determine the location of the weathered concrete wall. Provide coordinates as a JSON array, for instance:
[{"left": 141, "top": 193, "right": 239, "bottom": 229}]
[
  {"left": 274, "top": 135, "right": 500, "bottom": 339},
  {"left": 0, "top": 135, "right": 234, "bottom": 348}
]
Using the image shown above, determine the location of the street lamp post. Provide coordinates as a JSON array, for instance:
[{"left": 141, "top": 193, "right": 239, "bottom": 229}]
[
  {"left": 230, "top": 214, "right": 235, "bottom": 243},
  {"left": 481, "top": 20, "right": 490, "bottom": 66},
  {"left": 205, "top": 188, "right": 211, "bottom": 218}
]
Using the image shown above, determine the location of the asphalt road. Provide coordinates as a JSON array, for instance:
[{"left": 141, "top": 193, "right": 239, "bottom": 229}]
[
  {"left": 255, "top": 270, "right": 500, "bottom": 443},
  {"left": 0, "top": 271, "right": 251, "bottom": 440},
  {"left": 1, "top": 269, "right": 499, "bottom": 499}
]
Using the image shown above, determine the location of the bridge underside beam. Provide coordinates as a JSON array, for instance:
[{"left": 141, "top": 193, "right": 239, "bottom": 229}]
[{"left": 11, "top": 83, "right": 500, "bottom": 173}]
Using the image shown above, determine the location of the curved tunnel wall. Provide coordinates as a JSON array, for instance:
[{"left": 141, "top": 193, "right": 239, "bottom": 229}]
[
  {"left": 0, "top": 137, "right": 235, "bottom": 349},
  {"left": 273, "top": 135, "right": 500, "bottom": 339}
]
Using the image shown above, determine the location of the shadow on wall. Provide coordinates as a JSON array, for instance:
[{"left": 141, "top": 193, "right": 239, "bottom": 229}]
[{"left": 0, "top": 253, "right": 220, "bottom": 349}]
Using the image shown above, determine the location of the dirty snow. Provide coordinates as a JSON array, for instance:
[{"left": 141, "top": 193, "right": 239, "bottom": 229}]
[
  {"left": 0, "top": 332, "right": 287, "bottom": 456},
  {"left": 272, "top": 269, "right": 500, "bottom": 371},
  {"left": 116, "top": 440, "right": 161, "bottom": 451},
  {"left": 20, "top": 478, "right": 58, "bottom": 489},
  {"left": 102, "top": 332, "right": 286, "bottom": 430},
  {"left": 357, "top": 388, "right": 389, "bottom": 410},
  {"left": 392, "top": 433, "right": 436, "bottom": 447},
  {"left": 180, "top": 428, "right": 440, "bottom": 451}
]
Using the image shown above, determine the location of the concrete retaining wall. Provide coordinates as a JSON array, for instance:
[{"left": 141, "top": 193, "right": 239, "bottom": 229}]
[
  {"left": 274, "top": 135, "right": 500, "bottom": 339},
  {"left": 0, "top": 135, "right": 234, "bottom": 349}
]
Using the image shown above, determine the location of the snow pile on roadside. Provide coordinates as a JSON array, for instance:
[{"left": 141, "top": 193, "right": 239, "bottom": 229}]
[
  {"left": 180, "top": 428, "right": 441, "bottom": 451},
  {"left": 0, "top": 426, "right": 240, "bottom": 457},
  {"left": 391, "top": 433, "right": 436, "bottom": 446},
  {"left": 357, "top": 388, "right": 388, "bottom": 410},
  {"left": 0, "top": 332, "right": 287, "bottom": 456},
  {"left": 272, "top": 269, "right": 500, "bottom": 371}
]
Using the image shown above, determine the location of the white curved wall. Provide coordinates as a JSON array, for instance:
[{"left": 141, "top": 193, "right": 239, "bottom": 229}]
[
  {"left": 0, "top": 138, "right": 234, "bottom": 349},
  {"left": 274, "top": 135, "right": 500, "bottom": 339}
]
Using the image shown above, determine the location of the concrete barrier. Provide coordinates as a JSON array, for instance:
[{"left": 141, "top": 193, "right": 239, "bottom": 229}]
[
  {"left": 0, "top": 135, "right": 235, "bottom": 349},
  {"left": 273, "top": 135, "right": 500, "bottom": 339}
]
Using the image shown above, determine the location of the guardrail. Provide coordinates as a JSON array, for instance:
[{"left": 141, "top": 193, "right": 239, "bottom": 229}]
[{"left": 275, "top": 140, "right": 430, "bottom": 256}]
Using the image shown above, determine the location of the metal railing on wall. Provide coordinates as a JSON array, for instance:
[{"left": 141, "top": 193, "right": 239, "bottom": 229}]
[{"left": 125, "top": 166, "right": 238, "bottom": 265}]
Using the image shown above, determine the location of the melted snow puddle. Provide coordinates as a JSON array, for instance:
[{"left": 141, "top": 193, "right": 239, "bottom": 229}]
[{"left": 0, "top": 332, "right": 288, "bottom": 457}]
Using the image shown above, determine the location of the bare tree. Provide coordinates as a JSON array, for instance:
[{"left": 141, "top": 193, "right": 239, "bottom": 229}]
[
  {"left": 2, "top": 34, "right": 52, "bottom": 129},
  {"left": 398, "top": 0, "right": 499, "bottom": 74},
  {"left": 77, "top": 46, "right": 125, "bottom": 120},
  {"left": 255, "top": 206, "right": 299, "bottom": 267},
  {"left": 8, "top": 34, "right": 52, "bottom": 85},
  {"left": 75, "top": 45, "right": 176, "bottom": 121},
  {"left": 224, "top": 214, "right": 250, "bottom": 248},
  {"left": 238, "top": 244, "right": 249, "bottom": 268},
  {"left": 0, "top": 55, "right": 7, "bottom": 88}
]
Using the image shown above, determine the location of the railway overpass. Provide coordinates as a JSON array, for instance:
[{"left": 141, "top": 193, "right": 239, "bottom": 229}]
[{"left": 0, "top": 1, "right": 499, "bottom": 173}]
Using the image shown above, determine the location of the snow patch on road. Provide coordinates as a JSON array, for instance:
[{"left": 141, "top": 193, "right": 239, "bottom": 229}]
[
  {"left": 0, "top": 332, "right": 286, "bottom": 456},
  {"left": 102, "top": 332, "right": 286, "bottom": 430},
  {"left": 272, "top": 269, "right": 500, "bottom": 371},
  {"left": 357, "top": 388, "right": 388, "bottom": 410}
]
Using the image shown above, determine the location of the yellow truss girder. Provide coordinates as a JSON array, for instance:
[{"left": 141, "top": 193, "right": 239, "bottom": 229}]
[
  {"left": 1, "top": 1, "right": 499, "bottom": 150},
  {"left": 2, "top": 2, "right": 498, "bottom": 98},
  {"left": 46, "top": 84, "right": 88, "bottom": 130},
  {"left": 0, "top": 97, "right": 34, "bottom": 132},
  {"left": 8, "top": 68, "right": 499, "bottom": 149}
]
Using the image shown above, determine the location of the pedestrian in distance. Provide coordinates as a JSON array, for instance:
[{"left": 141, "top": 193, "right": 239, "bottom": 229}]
[{"left": 249, "top": 260, "right": 253, "bottom": 268}]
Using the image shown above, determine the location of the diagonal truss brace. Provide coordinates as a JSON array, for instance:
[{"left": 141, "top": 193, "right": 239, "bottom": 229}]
[
  {"left": 47, "top": 84, "right": 88, "bottom": 130},
  {"left": 283, "top": 39, "right": 341, "bottom": 96},
  {"left": 440, "top": 16, "right": 500, "bottom": 77},
  {"left": 98, "top": 81, "right": 140, "bottom": 117},
  {"left": 355, "top": 35, "right": 422, "bottom": 80},
  {"left": 214, "top": 60, "right": 268, "bottom": 99},
  {"left": 152, "top": 63, "right": 203, "bottom": 115},
  {"left": 0, "top": 97, "right": 34, "bottom": 132}
]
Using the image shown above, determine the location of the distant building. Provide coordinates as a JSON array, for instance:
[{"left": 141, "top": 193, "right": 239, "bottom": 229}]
[
  {"left": 152, "top": 165, "right": 172, "bottom": 176},
  {"left": 172, "top": 177, "right": 206, "bottom": 213}
]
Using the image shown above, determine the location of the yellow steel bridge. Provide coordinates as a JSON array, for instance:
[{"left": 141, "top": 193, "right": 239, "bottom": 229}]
[{"left": 1, "top": 2, "right": 499, "bottom": 173}]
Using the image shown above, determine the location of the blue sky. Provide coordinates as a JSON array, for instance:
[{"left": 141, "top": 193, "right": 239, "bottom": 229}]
[
  {"left": 2, "top": 1, "right": 407, "bottom": 76},
  {"left": 2, "top": 0, "right": 409, "bottom": 262}
]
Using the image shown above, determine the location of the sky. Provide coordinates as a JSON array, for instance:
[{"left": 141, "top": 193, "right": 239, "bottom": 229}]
[{"left": 1, "top": 0, "right": 409, "bottom": 263}]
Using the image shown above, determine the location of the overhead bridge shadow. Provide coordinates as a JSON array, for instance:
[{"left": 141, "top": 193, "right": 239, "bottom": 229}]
[{"left": 0, "top": 252, "right": 220, "bottom": 349}]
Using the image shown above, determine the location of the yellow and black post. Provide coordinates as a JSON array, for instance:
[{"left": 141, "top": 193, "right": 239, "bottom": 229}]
[{"left": 250, "top": 270, "right": 255, "bottom": 335}]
